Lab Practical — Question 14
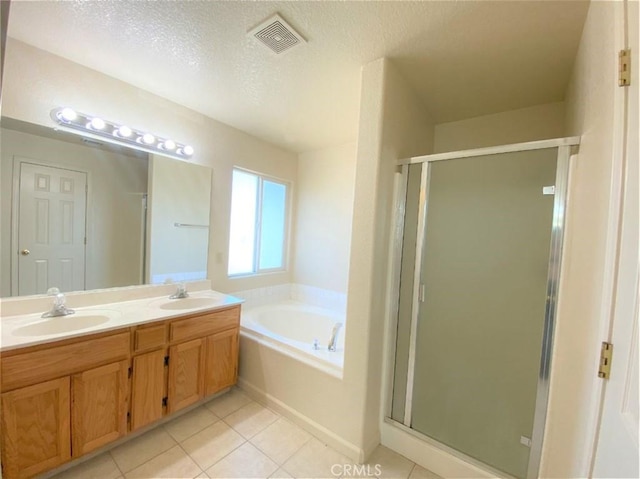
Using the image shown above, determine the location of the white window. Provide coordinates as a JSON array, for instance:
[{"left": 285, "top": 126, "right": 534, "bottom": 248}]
[{"left": 228, "top": 168, "right": 289, "bottom": 276}]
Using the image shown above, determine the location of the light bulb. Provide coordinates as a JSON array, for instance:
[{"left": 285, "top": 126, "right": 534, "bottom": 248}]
[
  {"left": 90, "top": 117, "right": 106, "bottom": 130},
  {"left": 163, "top": 139, "right": 176, "bottom": 150},
  {"left": 116, "top": 125, "right": 132, "bottom": 138},
  {"left": 141, "top": 133, "right": 155, "bottom": 145},
  {"left": 182, "top": 145, "right": 194, "bottom": 156},
  {"left": 59, "top": 108, "right": 77, "bottom": 122}
]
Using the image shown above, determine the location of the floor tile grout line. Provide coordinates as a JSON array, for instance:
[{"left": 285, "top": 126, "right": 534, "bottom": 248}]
[
  {"left": 249, "top": 431, "right": 312, "bottom": 467},
  {"left": 187, "top": 435, "right": 248, "bottom": 475},
  {"left": 175, "top": 442, "right": 206, "bottom": 479},
  {"left": 112, "top": 434, "right": 178, "bottom": 476},
  {"left": 278, "top": 463, "right": 296, "bottom": 479},
  {"left": 108, "top": 450, "right": 126, "bottom": 478},
  {"left": 220, "top": 411, "right": 280, "bottom": 441},
  {"left": 203, "top": 391, "right": 255, "bottom": 419},
  {"left": 163, "top": 414, "right": 221, "bottom": 444},
  {"left": 203, "top": 402, "right": 247, "bottom": 420}
]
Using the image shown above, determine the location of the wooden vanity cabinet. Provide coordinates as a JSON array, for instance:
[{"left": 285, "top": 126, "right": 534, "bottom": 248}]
[
  {"left": 204, "top": 328, "right": 239, "bottom": 395},
  {"left": 1, "top": 377, "right": 71, "bottom": 479},
  {"left": 130, "top": 323, "right": 167, "bottom": 431},
  {"left": 130, "top": 305, "right": 241, "bottom": 422},
  {"left": 0, "top": 332, "right": 130, "bottom": 479},
  {"left": 0, "top": 304, "right": 241, "bottom": 479},
  {"left": 130, "top": 349, "right": 166, "bottom": 431},
  {"left": 166, "top": 306, "right": 240, "bottom": 413},
  {"left": 71, "top": 360, "right": 129, "bottom": 456},
  {"left": 167, "top": 338, "right": 206, "bottom": 413}
]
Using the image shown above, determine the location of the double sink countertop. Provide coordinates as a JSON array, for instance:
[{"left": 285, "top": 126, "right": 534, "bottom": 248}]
[{"left": 0, "top": 289, "right": 243, "bottom": 352}]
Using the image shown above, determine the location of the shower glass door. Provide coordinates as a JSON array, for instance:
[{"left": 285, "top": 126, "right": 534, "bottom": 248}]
[{"left": 391, "top": 147, "right": 563, "bottom": 479}]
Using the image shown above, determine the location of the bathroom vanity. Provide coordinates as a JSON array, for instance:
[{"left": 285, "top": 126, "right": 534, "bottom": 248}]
[{"left": 0, "top": 290, "right": 241, "bottom": 479}]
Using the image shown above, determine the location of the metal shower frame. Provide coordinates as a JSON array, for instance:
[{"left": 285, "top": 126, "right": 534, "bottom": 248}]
[{"left": 385, "top": 137, "right": 580, "bottom": 479}]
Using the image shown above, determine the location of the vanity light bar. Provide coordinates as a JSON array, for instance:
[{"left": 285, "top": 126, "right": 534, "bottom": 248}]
[{"left": 51, "top": 107, "right": 194, "bottom": 159}]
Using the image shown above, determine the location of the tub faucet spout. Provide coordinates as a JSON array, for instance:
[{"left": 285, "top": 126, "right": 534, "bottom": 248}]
[{"left": 328, "top": 322, "right": 343, "bottom": 352}]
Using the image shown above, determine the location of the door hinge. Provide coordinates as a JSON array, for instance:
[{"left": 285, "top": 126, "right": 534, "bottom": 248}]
[
  {"left": 598, "top": 342, "right": 613, "bottom": 379},
  {"left": 162, "top": 397, "right": 168, "bottom": 407},
  {"left": 619, "top": 49, "right": 631, "bottom": 86},
  {"left": 164, "top": 356, "right": 169, "bottom": 366},
  {"left": 128, "top": 366, "right": 132, "bottom": 378}
]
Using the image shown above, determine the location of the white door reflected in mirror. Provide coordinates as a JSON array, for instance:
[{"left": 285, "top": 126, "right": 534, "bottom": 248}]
[{"left": 17, "top": 162, "right": 87, "bottom": 295}]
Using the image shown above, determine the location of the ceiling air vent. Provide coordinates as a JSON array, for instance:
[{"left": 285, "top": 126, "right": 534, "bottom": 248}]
[{"left": 248, "top": 13, "right": 306, "bottom": 55}]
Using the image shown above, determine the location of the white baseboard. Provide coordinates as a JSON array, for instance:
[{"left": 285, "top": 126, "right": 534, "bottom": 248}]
[
  {"left": 237, "top": 377, "right": 366, "bottom": 462},
  {"left": 363, "top": 431, "right": 382, "bottom": 463}
]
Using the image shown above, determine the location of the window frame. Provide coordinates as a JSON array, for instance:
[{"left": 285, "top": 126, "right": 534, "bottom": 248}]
[{"left": 227, "top": 167, "right": 292, "bottom": 278}]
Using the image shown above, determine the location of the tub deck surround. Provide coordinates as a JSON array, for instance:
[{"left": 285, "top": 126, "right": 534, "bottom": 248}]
[
  {"left": 0, "top": 289, "right": 243, "bottom": 351},
  {"left": 241, "top": 300, "right": 345, "bottom": 378},
  {"left": 231, "top": 283, "right": 347, "bottom": 312}
]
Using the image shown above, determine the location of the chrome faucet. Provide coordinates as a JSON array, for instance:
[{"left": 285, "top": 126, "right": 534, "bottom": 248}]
[
  {"left": 169, "top": 282, "right": 189, "bottom": 299},
  {"left": 328, "top": 322, "right": 343, "bottom": 352},
  {"left": 42, "top": 287, "right": 75, "bottom": 318}
]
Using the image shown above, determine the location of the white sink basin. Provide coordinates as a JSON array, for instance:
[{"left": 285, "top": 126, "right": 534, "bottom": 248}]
[
  {"left": 12, "top": 310, "right": 120, "bottom": 337},
  {"left": 155, "top": 297, "right": 221, "bottom": 311}
]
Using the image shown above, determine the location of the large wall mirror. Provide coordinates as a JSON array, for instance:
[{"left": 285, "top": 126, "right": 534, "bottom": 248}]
[{"left": 0, "top": 118, "right": 212, "bottom": 298}]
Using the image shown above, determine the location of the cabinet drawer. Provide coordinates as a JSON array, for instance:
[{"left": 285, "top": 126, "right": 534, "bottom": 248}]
[
  {"left": 134, "top": 324, "right": 166, "bottom": 352},
  {"left": 1, "top": 332, "right": 130, "bottom": 392},
  {"left": 170, "top": 307, "right": 240, "bottom": 343}
]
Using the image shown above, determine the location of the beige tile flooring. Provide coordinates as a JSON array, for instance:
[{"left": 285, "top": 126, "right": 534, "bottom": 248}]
[{"left": 50, "top": 388, "right": 441, "bottom": 479}]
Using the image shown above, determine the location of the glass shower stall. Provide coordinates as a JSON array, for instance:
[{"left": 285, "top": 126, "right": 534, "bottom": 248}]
[{"left": 387, "top": 138, "right": 579, "bottom": 479}]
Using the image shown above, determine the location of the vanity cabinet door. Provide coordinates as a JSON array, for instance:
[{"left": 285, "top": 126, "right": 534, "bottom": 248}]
[
  {"left": 1, "top": 377, "right": 71, "bottom": 479},
  {"left": 131, "top": 349, "right": 166, "bottom": 431},
  {"left": 167, "top": 338, "right": 205, "bottom": 413},
  {"left": 204, "top": 329, "right": 239, "bottom": 396},
  {"left": 71, "top": 360, "right": 129, "bottom": 456}
]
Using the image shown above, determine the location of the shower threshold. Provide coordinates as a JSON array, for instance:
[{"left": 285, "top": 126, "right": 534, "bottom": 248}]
[{"left": 383, "top": 417, "right": 520, "bottom": 479}]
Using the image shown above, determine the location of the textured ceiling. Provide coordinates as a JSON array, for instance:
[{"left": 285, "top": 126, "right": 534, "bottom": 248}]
[{"left": 7, "top": 1, "right": 589, "bottom": 153}]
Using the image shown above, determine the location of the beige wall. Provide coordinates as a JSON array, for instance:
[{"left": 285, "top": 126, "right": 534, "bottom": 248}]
[
  {"left": 349, "top": 57, "right": 435, "bottom": 450},
  {"left": 541, "top": 2, "right": 625, "bottom": 477},
  {"left": 1, "top": 39, "right": 298, "bottom": 295},
  {"left": 0, "top": 127, "right": 148, "bottom": 296},
  {"left": 240, "top": 58, "right": 435, "bottom": 461},
  {"left": 434, "top": 102, "right": 566, "bottom": 153},
  {"left": 293, "top": 142, "right": 356, "bottom": 293}
]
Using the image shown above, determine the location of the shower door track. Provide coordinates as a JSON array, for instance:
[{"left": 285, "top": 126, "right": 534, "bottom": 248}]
[
  {"left": 387, "top": 137, "right": 580, "bottom": 479},
  {"left": 383, "top": 416, "right": 519, "bottom": 479}
]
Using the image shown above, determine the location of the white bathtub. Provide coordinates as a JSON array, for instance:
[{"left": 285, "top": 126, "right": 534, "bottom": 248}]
[{"left": 240, "top": 300, "right": 345, "bottom": 377}]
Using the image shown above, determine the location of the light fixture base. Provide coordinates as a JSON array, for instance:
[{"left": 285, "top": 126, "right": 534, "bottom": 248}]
[{"left": 50, "top": 107, "right": 194, "bottom": 161}]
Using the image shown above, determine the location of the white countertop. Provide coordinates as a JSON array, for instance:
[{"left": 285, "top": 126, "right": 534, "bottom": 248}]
[{"left": 0, "top": 290, "right": 243, "bottom": 352}]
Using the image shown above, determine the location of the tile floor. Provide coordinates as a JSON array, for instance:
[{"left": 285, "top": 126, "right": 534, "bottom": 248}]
[{"left": 50, "top": 388, "right": 441, "bottom": 479}]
